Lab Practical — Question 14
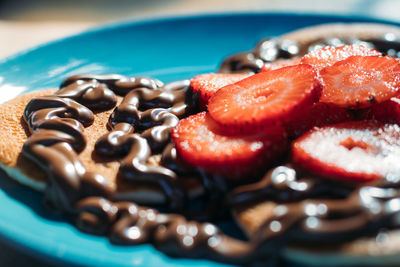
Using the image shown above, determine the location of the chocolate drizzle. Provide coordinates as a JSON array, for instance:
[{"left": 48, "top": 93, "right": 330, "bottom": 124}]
[
  {"left": 74, "top": 196, "right": 253, "bottom": 263},
  {"left": 23, "top": 95, "right": 111, "bottom": 209},
  {"left": 227, "top": 165, "right": 353, "bottom": 206},
  {"left": 17, "top": 34, "right": 400, "bottom": 265},
  {"left": 218, "top": 37, "right": 299, "bottom": 73},
  {"left": 60, "top": 74, "right": 163, "bottom": 96},
  {"left": 22, "top": 74, "right": 254, "bottom": 263},
  {"left": 229, "top": 165, "right": 400, "bottom": 245},
  {"left": 218, "top": 35, "right": 400, "bottom": 74},
  {"left": 94, "top": 79, "right": 194, "bottom": 210},
  {"left": 95, "top": 123, "right": 184, "bottom": 210}
]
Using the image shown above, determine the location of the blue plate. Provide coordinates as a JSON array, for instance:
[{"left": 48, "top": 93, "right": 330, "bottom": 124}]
[{"left": 0, "top": 13, "right": 400, "bottom": 267}]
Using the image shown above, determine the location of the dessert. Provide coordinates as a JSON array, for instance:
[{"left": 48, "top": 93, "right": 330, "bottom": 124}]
[{"left": 2, "top": 22, "right": 400, "bottom": 266}]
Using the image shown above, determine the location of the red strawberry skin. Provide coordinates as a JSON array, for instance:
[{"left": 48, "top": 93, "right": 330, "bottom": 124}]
[
  {"left": 261, "top": 57, "right": 301, "bottom": 72},
  {"left": 285, "top": 103, "right": 354, "bottom": 139},
  {"left": 301, "top": 44, "right": 381, "bottom": 71},
  {"left": 172, "top": 112, "right": 288, "bottom": 179},
  {"left": 320, "top": 55, "right": 400, "bottom": 109},
  {"left": 190, "top": 73, "right": 249, "bottom": 110},
  {"left": 292, "top": 120, "right": 400, "bottom": 182},
  {"left": 208, "top": 64, "right": 322, "bottom": 133},
  {"left": 357, "top": 97, "right": 400, "bottom": 124}
]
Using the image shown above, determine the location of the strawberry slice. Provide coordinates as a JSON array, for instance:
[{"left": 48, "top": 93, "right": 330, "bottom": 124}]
[
  {"left": 172, "top": 112, "right": 288, "bottom": 179},
  {"left": 292, "top": 120, "right": 400, "bottom": 182},
  {"left": 319, "top": 55, "right": 400, "bottom": 109},
  {"left": 358, "top": 97, "right": 400, "bottom": 124},
  {"left": 301, "top": 44, "right": 381, "bottom": 70},
  {"left": 261, "top": 57, "right": 301, "bottom": 72},
  {"left": 190, "top": 73, "right": 250, "bottom": 110},
  {"left": 208, "top": 64, "right": 322, "bottom": 133},
  {"left": 285, "top": 103, "right": 354, "bottom": 139}
]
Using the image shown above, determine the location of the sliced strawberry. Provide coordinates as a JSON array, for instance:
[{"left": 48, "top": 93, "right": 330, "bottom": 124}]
[
  {"left": 285, "top": 103, "right": 354, "bottom": 139},
  {"left": 292, "top": 120, "right": 400, "bottom": 182},
  {"left": 320, "top": 55, "right": 400, "bottom": 109},
  {"left": 261, "top": 57, "right": 302, "bottom": 72},
  {"left": 357, "top": 97, "right": 400, "bottom": 124},
  {"left": 301, "top": 44, "right": 381, "bottom": 70},
  {"left": 172, "top": 112, "right": 288, "bottom": 179},
  {"left": 208, "top": 64, "right": 322, "bottom": 133},
  {"left": 190, "top": 73, "right": 250, "bottom": 110}
]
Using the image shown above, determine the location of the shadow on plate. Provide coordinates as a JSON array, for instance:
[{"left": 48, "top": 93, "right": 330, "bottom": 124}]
[
  {"left": 0, "top": 168, "right": 65, "bottom": 222},
  {"left": 0, "top": 168, "right": 85, "bottom": 266}
]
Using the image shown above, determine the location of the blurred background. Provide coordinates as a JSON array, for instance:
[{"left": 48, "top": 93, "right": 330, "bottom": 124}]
[{"left": 1, "top": 0, "right": 400, "bottom": 58}]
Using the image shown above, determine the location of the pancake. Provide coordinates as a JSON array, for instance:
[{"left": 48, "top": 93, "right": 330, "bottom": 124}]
[{"left": 233, "top": 197, "right": 400, "bottom": 266}]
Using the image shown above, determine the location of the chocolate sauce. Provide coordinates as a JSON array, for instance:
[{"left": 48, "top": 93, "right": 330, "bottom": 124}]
[
  {"left": 218, "top": 35, "right": 400, "bottom": 74},
  {"left": 228, "top": 165, "right": 382, "bottom": 244},
  {"left": 18, "top": 34, "right": 400, "bottom": 265},
  {"left": 75, "top": 197, "right": 253, "bottom": 263},
  {"left": 218, "top": 37, "right": 299, "bottom": 73},
  {"left": 22, "top": 74, "right": 254, "bottom": 263},
  {"left": 227, "top": 165, "right": 354, "bottom": 206},
  {"left": 23, "top": 95, "right": 111, "bottom": 210}
]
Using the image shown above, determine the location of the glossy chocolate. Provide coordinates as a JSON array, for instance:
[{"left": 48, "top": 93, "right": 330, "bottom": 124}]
[
  {"left": 22, "top": 74, "right": 254, "bottom": 263},
  {"left": 74, "top": 197, "right": 253, "bottom": 263},
  {"left": 228, "top": 165, "right": 398, "bottom": 244},
  {"left": 218, "top": 35, "right": 400, "bottom": 73}
]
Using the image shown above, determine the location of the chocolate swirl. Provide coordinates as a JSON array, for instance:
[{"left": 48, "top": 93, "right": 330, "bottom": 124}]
[
  {"left": 107, "top": 79, "right": 191, "bottom": 129},
  {"left": 95, "top": 79, "right": 193, "bottom": 210},
  {"left": 60, "top": 74, "right": 163, "bottom": 96},
  {"left": 23, "top": 95, "right": 112, "bottom": 210},
  {"left": 227, "top": 165, "right": 353, "bottom": 206},
  {"left": 21, "top": 73, "right": 256, "bottom": 264},
  {"left": 23, "top": 75, "right": 194, "bottom": 211},
  {"left": 95, "top": 122, "right": 185, "bottom": 210},
  {"left": 218, "top": 37, "right": 299, "bottom": 73},
  {"left": 75, "top": 196, "right": 253, "bottom": 264},
  {"left": 229, "top": 165, "right": 400, "bottom": 246},
  {"left": 55, "top": 80, "right": 117, "bottom": 111},
  {"left": 218, "top": 36, "right": 400, "bottom": 73}
]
